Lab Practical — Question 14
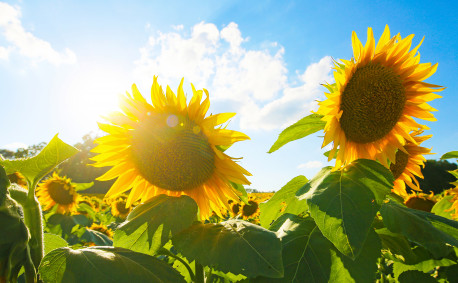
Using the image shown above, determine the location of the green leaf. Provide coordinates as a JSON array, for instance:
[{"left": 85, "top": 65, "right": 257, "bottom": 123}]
[
  {"left": 376, "top": 228, "right": 416, "bottom": 263},
  {"left": 431, "top": 195, "right": 454, "bottom": 220},
  {"left": 297, "top": 159, "right": 392, "bottom": 259},
  {"left": 397, "top": 270, "right": 437, "bottom": 283},
  {"left": 380, "top": 201, "right": 458, "bottom": 258},
  {"left": 268, "top": 114, "right": 325, "bottom": 153},
  {"left": 38, "top": 246, "right": 186, "bottom": 283},
  {"left": 230, "top": 181, "right": 248, "bottom": 204},
  {"left": 440, "top": 151, "right": 458, "bottom": 160},
  {"left": 0, "top": 135, "right": 78, "bottom": 191},
  {"left": 72, "top": 182, "right": 93, "bottom": 192},
  {"left": 173, "top": 219, "right": 284, "bottom": 278},
  {"left": 259, "top": 175, "right": 308, "bottom": 228},
  {"left": 82, "top": 229, "right": 113, "bottom": 246},
  {"left": 113, "top": 194, "right": 197, "bottom": 255},
  {"left": 43, "top": 233, "right": 67, "bottom": 255},
  {"left": 255, "top": 215, "right": 381, "bottom": 283}
]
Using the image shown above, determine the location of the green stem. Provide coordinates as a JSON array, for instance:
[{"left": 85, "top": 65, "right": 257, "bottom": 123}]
[
  {"left": 22, "top": 182, "right": 44, "bottom": 270},
  {"left": 157, "top": 248, "right": 195, "bottom": 282},
  {"left": 195, "top": 262, "right": 204, "bottom": 283}
]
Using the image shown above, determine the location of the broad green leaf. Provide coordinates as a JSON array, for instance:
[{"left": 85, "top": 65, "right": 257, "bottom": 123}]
[
  {"left": 380, "top": 201, "right": 458, "bottom": 258},
  {"left": 230, "top": 181, "right": 248, "bottom": 204},
  {"left": 441, "top": 151, "right": 458, "bottom": 160},
  {"left": 82, "top": 229, "right": 113, "bottom": 246},
  {"left": 376, "top": 228, "right": 416, "bottom": 263},
  {"left": 0, "top": 165, "right": 10, "bottom": 205},
  {"left": 0, "top": 135, "right": 78, "bottom": 190},
  {"left": 397, "top": 270, "right": 437, "bottom": 283},
  {"left": 255, "top": 215, "right": 381, "bottom": 283},
  {"left": 73, "top": 182, "right": 93, "bottom": 192},
  {"left": 268, "top": 114, "right": 325, "bottom": 153},
  {"left": 405, "top": 206, "right": 458, "bottom": 240},
  {"left": 114, "top": 194, "right": 197, "bottom": 255},
  {"left": 173, "top": 219, "right": 283, "bottom": 278},
  {"left": 43, "top": 233, "right": 67, "bottom": 255},
  {"left": 259, "top": 175, "right": 308, "bottom": 228},
  {"left": 297, "top": 159, "right": 392, "bottom": 259},
  {"left": 431, "top": 195, "right": 454, "bottom": 220},
  {"left": 38, "top": 246, "right": 186, "bottom": 283}
]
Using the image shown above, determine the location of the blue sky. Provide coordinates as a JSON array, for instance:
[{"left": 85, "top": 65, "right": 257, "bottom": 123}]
[{"left": 0, "top": 0, "right": 457, "bottom": 191}]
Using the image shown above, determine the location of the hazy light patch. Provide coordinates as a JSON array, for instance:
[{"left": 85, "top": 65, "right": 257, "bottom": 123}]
[
  {"left": 1, "top": 142, "right": 28, "bottom": 150},
  {"left": 298, "top": 160, "right": 323, "bottom": 169},
  {"left": 133, "top": 22, "right": 333, "bottom": 131},
  {"left": 0, "top": 2, "right": 76, "bottom": 65}
]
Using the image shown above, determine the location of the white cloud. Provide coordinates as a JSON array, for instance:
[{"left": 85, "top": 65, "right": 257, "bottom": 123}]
[
  {"left": 133, "top": 21, "right": 333, "bottom": 130},
  {"left": 298, "top": 161, "right": 323, "bottom": 169},
  {"left": 1, "top": 142, "right": 27, "bottom": 150},
  {"left": 0, "top": 2, "right": 76, "bottom": 65}
]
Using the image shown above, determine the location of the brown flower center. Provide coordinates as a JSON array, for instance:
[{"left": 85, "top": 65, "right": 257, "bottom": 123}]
[
  {"left": 115, "top": 200, "right": 131, "bottom": 215},
  {"left": 242, "top": 200, "right": 259, "bottom": 217},
  {"left": 47, "top": 181, "right": 75, "bottom": 205},
  {"left": 340, "top": 63, "right": 406, "bottom": 143},
  {"left": 405, "top": 197, "right": 436, "bottom": 212},
  {"left": 131, "top": 113, "right": 215, "bottom": 191},
  {"left": 390, "top": 150, "right": 409, "bottom": 179}
]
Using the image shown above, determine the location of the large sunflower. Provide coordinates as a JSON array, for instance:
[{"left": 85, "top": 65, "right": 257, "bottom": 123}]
[
  {"left": 390, "top": 130, "right": 432, "bottom": 196},
  {"left": 317, "top": 25, "right": 443, "bottom": 168},
  {"left": 91, "top": 77, "right": 251, "bottom": 219},
  {"left": 36, "top": 172, "right": 79, "bottom": 214}
]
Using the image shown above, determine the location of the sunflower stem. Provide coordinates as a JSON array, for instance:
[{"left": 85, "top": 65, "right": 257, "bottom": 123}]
[
  {"left": 22, "top": 187, "right": 44, "bottom": 271},
  {"left": 195, "top": 261, "right": 204, "bottom": 283}
]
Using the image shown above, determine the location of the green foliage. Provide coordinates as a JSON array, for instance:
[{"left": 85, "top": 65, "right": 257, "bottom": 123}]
[
  {"left": 255, "top": 215, "right": 381, "bottom": 283},
  {"left": 414, "top": 160, "right": 457, "bottom": 194},
  {"left": 259, "top": 175, "right": 308, "bottom": 229},
  {"left": 38, "top": 246, "right": 186, "bottom": 283},
  {"left": 397, "top": 270, "right": 437, "bottom": 283},
  {"left": 0, "top": 134, "right": 78, "bottom": 191},
  {"left": 114, "top": 194, "right": 198, "bottom": 255},
  {"left": 297, "top": 159, "right": 393, "bottom": 259},
  {"left": 268, "top": 114, "right": 325, "bottom": 153},
  {"left": 73, "top": 182, "right": 94, "bottom": 192},
  {"left": 43, "top": 233, "right": 68, "bottom": 255},
  {"left": 441, "top": 151, "right": 458, "bottom": 160},
  {"left": 431, "top": 195, "right": 454, "bottom": 219},
  {"left": 172, "top": 219, "right": 284, "bottom": 279},
  {"left": 380, "top": 201, "right": 458, "bottom": 258}
]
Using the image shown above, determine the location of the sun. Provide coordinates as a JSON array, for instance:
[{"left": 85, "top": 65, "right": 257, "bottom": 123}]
[
  {"left": 317, "top": 25, "right": 443, "bottom": 169},
  {"left": 91, "top": 77, "right": 251, "bottom": 219}
]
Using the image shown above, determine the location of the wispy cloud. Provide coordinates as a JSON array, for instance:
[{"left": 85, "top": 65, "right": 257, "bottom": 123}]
[
  {"left": 0, "top": 2, "right": 76, "bottom": 65},
  {"left": 298, "top": 161, "right": 323, "bottom": 169},
  {"left": 133, "top": 21, "right": 333, "bottom": 130}
]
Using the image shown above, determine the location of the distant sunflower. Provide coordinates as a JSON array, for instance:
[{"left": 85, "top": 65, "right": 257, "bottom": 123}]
[
  {"left": 241, "top": 200, "right": 259, "bottom": 219},
  {"left": 404, "top": 192, "right": 436, "bottom": 212},
  {"left": 317, "top": 25, "right": 443, "bottom": 168},
  {"left": 390, "top": 130, "right": 432, "bottom": 196},
  {"left": 8, "top": 172, "right": 27, "bottom": 188},
  {"left": 445, "top": 187, "right": 458, "bottom": 220},
  {"left": 110, "top": 196, "right": 131, "bottom": 219},
  {"left": 36, "top": 172, "right": 78, "bottom": 214},
  {"left": 91, "top": 77, "right": 251, "bottom": 219}
]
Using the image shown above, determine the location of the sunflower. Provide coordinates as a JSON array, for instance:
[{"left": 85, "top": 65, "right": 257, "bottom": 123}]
[
  {"left": 110, "top": 196, "right": 131, "bottom": 219},
  {"left": 36, "top": 172, "right": 78, "bottom": 214},
  {"left": 390, "top": 130, "right": 432, "bottom": 196},
  {"left": 91, "top": 77, "right": 251, "bottom": 219},
  {"left": 8, "top": 172, "right": 28, "bottom": 188},
  {"left": 317, "top": 25, "right": 443, "bottom": 169},
  {"left": 404, "top": 192, "right": 436, "bottom": 212},
  {"left": 241, "top": 200, "right": 259, "bottom": 219}
]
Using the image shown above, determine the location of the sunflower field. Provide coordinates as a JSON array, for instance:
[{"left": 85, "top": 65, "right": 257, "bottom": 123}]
[{"left": 1, "top": 25, "right": 458, "bottom": 283}]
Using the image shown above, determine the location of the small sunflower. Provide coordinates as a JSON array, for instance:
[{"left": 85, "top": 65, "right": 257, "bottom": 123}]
[
  {"left": 445, "top": 187, "right": 458, "bottom": 220},
  {"left": 36, "top": 172, "right": 78, "bottom": 214},
  {"left": 110, "top": 196, "right": 132, "bottom": 219},
  {"left": 317, "top": 25, "right": 443, "bottom": 168},
  {"left": 241, "top": 200, "right": 259, "bottom": 219},
  {"left": 91, "top": 77, "right": 251, "bottom": 219},
  {"left": 8, "top": 172, "right": 27, "bottom": 188},
  {"left": 390, "top": 130, "right": 432, "bottom": 196},
  {"left": 88, "top": 223, "right": 114, "bottom": 239},
  {"left": 404, "top": 192, "right": 436, "bottom": 212},
  {"left": 231, "top": 202, "right": 241, "bottom": 216}
]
